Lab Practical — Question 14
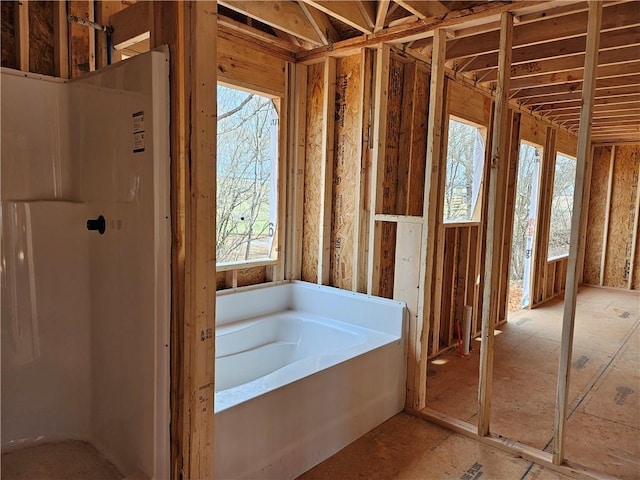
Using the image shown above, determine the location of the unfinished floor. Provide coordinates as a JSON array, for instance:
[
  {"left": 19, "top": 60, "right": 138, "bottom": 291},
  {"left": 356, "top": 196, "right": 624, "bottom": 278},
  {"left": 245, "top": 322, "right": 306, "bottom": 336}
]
[
  {"left": 301, "top": 287, "right": 639, "bottom": 480},
  {"left": 1, "top": 441, "right": 122, "bottom": 480}
]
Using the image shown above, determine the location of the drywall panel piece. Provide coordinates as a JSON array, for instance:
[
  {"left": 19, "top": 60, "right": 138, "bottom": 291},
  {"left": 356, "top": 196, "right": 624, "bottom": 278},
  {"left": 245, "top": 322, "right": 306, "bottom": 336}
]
[
  {"left": 0, "top": 70, "right": 74, "bottom": 201},
  {"left": 301, "top": 62, "right": 324, "bottom": 283},
  {"left": 583, "top": 146, "right": 611, "bottom": 285},
  {"left": 217, "top": 28, "right": 288, "bottom": 98},
  {"left": 28, "top": 1, "right": 54, "bottom": 76},
  {"left": 448, "top": 80, "right": 491, "bottom": 127},
  {"left": 603, "top": 146, "right": 639, "bottom": 288},
  {"left": 330, "top": 54, "right": 361, "bottom": 290},
  {"left": 519, "top": 113, "right": 546, "bottom": 147}
]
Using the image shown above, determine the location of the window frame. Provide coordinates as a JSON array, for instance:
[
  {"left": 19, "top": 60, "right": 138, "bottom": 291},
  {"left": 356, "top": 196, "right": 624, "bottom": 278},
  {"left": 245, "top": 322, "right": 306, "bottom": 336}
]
[
  {"left": 215, "top": 81, "right": 283, "bottom": 270},
  {"left": 442, "top": 114, "right": 488, "bottom": 225},
  {"left": 546, "top": 150, "right": 577, "bottom": 261}
]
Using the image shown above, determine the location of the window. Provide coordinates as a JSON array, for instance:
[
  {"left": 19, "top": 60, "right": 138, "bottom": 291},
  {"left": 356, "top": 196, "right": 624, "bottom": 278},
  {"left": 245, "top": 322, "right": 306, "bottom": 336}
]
[
  {"left": 510, "top": 142, "right": 542, "bottom": 310},
  {"left": 547, "top": 152, "right": 576, "bottom": 259},
  {"left": 443, "top": 117, "right": 486, "bottom": 223},
  {"left": 216, "top": 84, "right": 279, "bottom": 264}
]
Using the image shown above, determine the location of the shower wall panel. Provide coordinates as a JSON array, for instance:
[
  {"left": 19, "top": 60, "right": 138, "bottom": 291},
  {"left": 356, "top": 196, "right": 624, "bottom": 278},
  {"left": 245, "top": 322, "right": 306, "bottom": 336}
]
[{"left": 1, "top": 201, "right": 91, "bottom": 447}]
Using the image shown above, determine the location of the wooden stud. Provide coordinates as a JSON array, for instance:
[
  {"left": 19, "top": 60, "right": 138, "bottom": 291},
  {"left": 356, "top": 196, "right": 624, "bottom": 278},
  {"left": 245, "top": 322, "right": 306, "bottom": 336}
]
[
  {"left": 478, "top": 11, "right": 513, "bottom": 437},
  {"left": 628, "top": 161, "right": 640, "bottom": 289},
  {"left": 367, "top": 44, "right": 390, "bottom": 296},
  {"left": 16, "top": 0, "right": 28, "bottom": 71},
  {"left": 53, "top": 0, "right": 69, "bottom": 78},
  {"left": 599, "top": 146, "right": 615, "bottom": 286},
  {"left": 318, "top": 56, "right": 336, "bottom": 285},
  {"left": 430, "top": 111, "right": 449, "bottom": 356},
  {"left": 186, "top": 2, "right": 217, "bottom": 477},
  {"left": 286, "top": 63, "right": 307, "bottom": 280},
  {"left": 552, "top": 0, "right": 602, "bottom": 465},
  {"left": 576, "top": 146, "right": 593, "bottom": 285},
  {"left": 410, "top": 28, "right": 447, "bottom": 408},
  {"left": 353, "top": 49, "right": 371, "bottom": 293}
]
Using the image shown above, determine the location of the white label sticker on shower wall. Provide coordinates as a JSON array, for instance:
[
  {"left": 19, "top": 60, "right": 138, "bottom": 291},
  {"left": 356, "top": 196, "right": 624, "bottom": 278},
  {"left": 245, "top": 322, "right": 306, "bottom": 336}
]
[{"left": 132, "top": 111, "right": 145, "bottom": 153}]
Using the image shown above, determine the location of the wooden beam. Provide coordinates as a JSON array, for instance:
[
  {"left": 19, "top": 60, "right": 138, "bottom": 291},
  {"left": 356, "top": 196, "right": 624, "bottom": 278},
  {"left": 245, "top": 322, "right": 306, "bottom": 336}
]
[
  {"left": 318, "top": 57, "right": 336, "bottom": 285},
  {"left": 15, "top": 0, "right": 29, "bottom": 71},
  {"left": 53, "top": 0, "right": 69, "bottom": 77},
  {"left": 515, "top": 74, "right": 640, "bottom": 101},
  {"left": 628, "top": 162, "right": 640, "bottom": 289},
  {"left": 553, "top": 0, "right": 602, "bottom": 465},
  {"left": 458, "top": 25, "right": 640, "bottom": 74},
  {"left": 296, "top": 1, "right": 532, "bottom": 63},
  {"left": 374, "top": 0, "right": 391, "bottom": 32},
  {"left": 219, "top": 0, "right": 322, "bottom": 45},
  {"left": 299, "top": 0, "right": 373, "bottom": 34},
  {"left": 521, "top": 85, "right": 640, "bottom": 108},
  {"left": 535, "top": 93, "right": 640, "bottom": 112},
  {"left": 69, "top": 1, "right": 93, "bottom": 77},
  {"left": 353, "top": 50, "right": 371, "bottom": 292},
  {"left": 186, "top": 2, "right": 217, "bottom": 477},
  {"left": 478, "top": 11, "right": 513, "bottom": 437},
  {"left": 217, "top": 16, "right": 301, "bottom": 53},
  {"left": 286, "top": 64, "right": 307, "bottom": 280},
  {"left": 410, "top": 28, "right": 447, "bottom": 409},
  {"left": 298, "top": 3, "right": 338, "bottom": 46},
  {"left": 367, "top": 45, "right": 391, "bottom": 296},
  {"left": 394, "top": 0, "right": 449, "bottom": 19},
  {"left": 110, "top": 0, "right": 151, "bottom": 49},
  {"left": 446, "top": 1, "right": 637, "bottom": 60},
  {"left": 506, "top": 61, "right": 640, "bottom": 91},
  {"left": 151, "top": 3, "right": 188, "bottom": 476},
  {"left": 480, "top": 46, "right": 640, "bottom": 84},
  {"left": 600, "top": 146, "right": 615, "bottom": 285}
]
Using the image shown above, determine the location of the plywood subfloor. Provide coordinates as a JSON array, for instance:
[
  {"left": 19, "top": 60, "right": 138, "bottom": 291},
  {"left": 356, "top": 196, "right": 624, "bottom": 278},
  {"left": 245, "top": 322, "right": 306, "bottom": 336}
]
[
  {"left": 425, "top": 286, "right": 640, "bottom": 479},
  {"left": 1, "top": 440, "right": 122, "bottom": 480},
  {"left": 298, "top": 412, "right": 572, "bottom": 480},
  {"left": 299, "top": 287, "right": 639, "bottom": 480}
]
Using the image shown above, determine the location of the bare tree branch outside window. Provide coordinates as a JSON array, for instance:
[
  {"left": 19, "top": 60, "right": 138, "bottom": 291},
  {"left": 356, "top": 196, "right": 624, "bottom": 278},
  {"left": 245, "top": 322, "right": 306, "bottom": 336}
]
[
  {"left": 548, "top": 153, "right": 576, "bottom": 259},
  {"left": 444, "top": 118, "right": 486, "bottom": 222},
  {"left": 216, "top": 85, "right": 278, "bottom": 264}
]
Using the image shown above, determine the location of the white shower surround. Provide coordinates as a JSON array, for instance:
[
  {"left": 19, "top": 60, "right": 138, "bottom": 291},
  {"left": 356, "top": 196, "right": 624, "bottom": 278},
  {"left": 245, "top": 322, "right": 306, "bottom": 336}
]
[
  {"left": 1, "top": 50, "right": 170, "bottom": 479},
  {"left": 215, "top": 281, "right": 407, "bottom": 479}
]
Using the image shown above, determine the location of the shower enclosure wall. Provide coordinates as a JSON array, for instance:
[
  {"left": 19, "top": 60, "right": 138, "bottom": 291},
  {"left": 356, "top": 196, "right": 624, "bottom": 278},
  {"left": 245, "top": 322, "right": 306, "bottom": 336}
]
[{"left": 1, "top": 50, "right": 170, "bottom": 479}]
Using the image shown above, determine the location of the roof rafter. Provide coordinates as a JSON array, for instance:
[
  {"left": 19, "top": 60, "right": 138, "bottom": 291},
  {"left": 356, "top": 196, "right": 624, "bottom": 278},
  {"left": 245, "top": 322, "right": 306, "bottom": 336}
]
[
  {"left": 298, "top": 0, "right": 374, "bottom": 34},
  {"left": 219, "top": 0, "right": 323, "bottom": 45}
]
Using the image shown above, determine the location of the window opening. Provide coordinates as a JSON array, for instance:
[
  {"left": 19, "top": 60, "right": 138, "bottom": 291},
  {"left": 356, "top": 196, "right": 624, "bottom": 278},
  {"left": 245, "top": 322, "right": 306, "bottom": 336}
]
[
  {"left": 443, "top": 117, "right": 486, "bottom": 223},
  {"left": 216, "top": 84, "right": 279, "bottom": 265}
]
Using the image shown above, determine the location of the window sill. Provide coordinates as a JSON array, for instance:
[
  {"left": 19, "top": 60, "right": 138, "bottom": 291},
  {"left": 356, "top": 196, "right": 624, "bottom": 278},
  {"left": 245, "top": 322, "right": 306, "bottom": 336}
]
[{"left": 216, "top": 258, "right": 278, "bottom": 272}]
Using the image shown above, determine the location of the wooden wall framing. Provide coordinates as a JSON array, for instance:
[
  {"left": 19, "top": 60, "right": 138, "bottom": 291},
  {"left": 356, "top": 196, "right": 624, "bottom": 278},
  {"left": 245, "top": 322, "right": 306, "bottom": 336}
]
[
  {"left": 584, "top": 143, "right": 640, "bottom": 290},
  {"left": 7, "top": 2, "right": 629, "bottom": 478}
]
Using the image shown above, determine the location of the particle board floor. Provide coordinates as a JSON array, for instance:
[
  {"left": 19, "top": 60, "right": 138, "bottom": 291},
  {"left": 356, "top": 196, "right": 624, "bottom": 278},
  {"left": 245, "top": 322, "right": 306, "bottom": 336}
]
[
  {"left": 1, "top": 440, "right": 122, "bottom": 480},
  {"left": 299, "top": 287, "right": 639, "bottom": 480}
]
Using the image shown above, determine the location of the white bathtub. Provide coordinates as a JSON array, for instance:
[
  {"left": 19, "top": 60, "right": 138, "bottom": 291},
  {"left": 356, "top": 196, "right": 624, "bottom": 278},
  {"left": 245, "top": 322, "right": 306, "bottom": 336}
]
[{"left": 214, "top": 281, "right": 407, "bottom": 479}]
